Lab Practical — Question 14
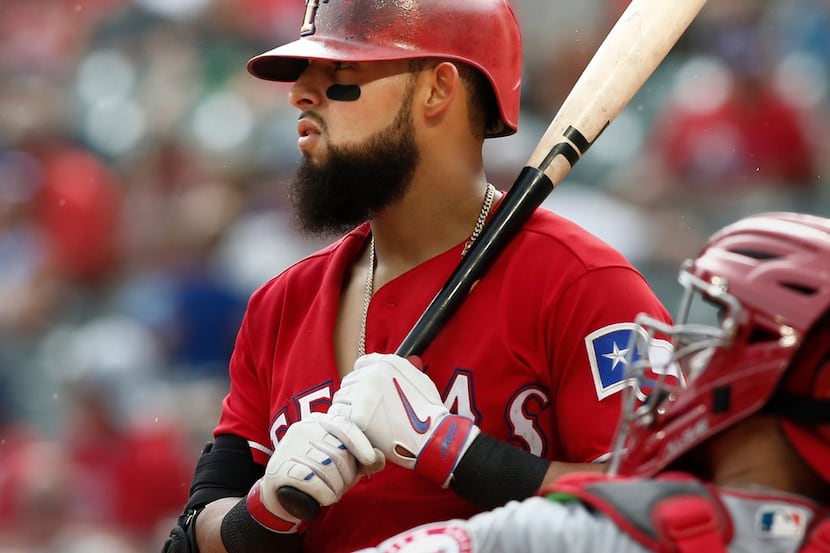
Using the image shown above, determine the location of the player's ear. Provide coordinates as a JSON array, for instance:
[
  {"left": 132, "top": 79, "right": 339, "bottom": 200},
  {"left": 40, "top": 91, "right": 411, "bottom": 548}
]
[{"left": 421, "top": 61, "right": 459, "bottom": 123}]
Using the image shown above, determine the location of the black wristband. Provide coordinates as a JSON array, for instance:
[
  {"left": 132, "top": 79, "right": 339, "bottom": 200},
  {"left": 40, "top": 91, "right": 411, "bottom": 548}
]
[
  {"left": 450, "top": 433, "right": 549, "bottom": 510},
  {"left": 220, "top": 497, "right": 303, "bottom": 553}
]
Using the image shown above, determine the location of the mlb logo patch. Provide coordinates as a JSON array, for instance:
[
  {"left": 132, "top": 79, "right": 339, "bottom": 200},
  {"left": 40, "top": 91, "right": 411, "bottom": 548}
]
[
  {"left": 585, "top": 323, "right": 642, "bottom": 400},
  {"left": 756, "top": 504, "right": 809, "bottom": 539}
]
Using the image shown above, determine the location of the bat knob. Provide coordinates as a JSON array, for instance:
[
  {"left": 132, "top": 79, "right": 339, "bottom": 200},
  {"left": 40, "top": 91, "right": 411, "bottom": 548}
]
[{"left": 277, "top": 486, "right": 321, "bottom": 522}]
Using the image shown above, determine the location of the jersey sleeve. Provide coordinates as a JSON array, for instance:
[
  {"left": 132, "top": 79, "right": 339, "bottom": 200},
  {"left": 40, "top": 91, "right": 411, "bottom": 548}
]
[
  {"left": 548, "top": 265, "right": 672, "bottom": 462},
  {"left": 214, "top": 293, "right": 276, "bottom": 466}
]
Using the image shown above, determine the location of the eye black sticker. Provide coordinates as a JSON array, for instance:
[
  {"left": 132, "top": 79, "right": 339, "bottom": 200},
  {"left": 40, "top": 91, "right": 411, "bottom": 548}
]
[{"left": 326, "top": 84, "right": 361, "bottom": 102}]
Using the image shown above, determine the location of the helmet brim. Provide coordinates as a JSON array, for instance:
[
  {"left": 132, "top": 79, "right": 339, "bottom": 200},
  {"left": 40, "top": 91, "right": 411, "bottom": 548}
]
[{"left": 248, "top": 37, "right": 422, "bottom": 82}]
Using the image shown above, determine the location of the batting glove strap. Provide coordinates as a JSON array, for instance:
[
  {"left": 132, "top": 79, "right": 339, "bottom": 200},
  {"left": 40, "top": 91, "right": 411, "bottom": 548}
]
[
  {"left": 414, "top": 415, "right": 480, "bottom": 488},
  {"left": 245, "top": 479, "right": 307, "bottom": 534}
]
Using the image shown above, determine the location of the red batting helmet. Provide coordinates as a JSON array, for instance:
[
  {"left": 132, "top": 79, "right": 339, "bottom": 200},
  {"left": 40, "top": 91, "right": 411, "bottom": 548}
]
[
  {"left": 611, "top": 212, "right": 830, "bottom": 483},
  {"left": 246, "top": 0, "right": 522, "bottom": 138}
]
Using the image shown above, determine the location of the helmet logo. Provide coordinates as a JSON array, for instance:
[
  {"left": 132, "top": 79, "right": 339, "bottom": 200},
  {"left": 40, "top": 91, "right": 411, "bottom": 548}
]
[{"left": 301, "top": 0, "right": 330, "bottom": 36}]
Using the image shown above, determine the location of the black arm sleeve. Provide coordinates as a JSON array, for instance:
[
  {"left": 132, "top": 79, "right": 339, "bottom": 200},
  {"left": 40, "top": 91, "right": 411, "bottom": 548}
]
[
  {"left": 186, "top": 434, "right": 265, "bottom": 509},
  {"left": 450, "top": 432, "right": 550, "bottom": 510},
  {"left": 220, "top": 496, "right": 303, "bottom": 553}
]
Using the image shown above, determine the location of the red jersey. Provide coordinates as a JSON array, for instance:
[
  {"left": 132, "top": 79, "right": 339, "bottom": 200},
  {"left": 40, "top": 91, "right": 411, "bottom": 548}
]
[{"left": 215, "top": 206, "right": 672, "bottom": 552}]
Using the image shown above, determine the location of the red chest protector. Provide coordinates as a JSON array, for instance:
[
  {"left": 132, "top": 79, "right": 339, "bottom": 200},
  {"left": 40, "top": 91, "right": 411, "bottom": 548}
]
[
  {"left": 540, "top": 472, "right": 731, "bottom": 553},
  {"left": 804, "top": 515, "right": 830, "bottom": 553},
  {"left": 541, "top": 472, "right": 830, "bottom": 553}
]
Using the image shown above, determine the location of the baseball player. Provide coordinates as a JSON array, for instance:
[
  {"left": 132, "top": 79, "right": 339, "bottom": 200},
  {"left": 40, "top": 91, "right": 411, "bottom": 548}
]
[
  {"left": 354, "top": 212, "right": 830, "bottom": 553},
  {"left": 161, "top": 1, "right": 672, "bottom": 552}
]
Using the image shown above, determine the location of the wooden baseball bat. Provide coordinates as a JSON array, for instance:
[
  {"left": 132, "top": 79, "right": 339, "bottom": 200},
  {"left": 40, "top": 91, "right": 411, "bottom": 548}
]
[{"left": 278, "top": 0, "right": 709, "bottom": 522}]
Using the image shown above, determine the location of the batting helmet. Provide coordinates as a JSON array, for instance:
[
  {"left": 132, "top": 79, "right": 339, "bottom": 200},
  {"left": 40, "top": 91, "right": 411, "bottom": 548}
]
[
  {"left": 246, "top": 0, "right": 522, "bottom": 138},
  {"left": 612, "top": 212, "right": 830, "bottom": 482}
]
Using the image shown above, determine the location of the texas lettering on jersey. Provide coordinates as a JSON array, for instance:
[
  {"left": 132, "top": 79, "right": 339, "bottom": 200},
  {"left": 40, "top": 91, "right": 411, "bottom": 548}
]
[{"left": 266, "top": 366, "right": 550, "bottom": 457}]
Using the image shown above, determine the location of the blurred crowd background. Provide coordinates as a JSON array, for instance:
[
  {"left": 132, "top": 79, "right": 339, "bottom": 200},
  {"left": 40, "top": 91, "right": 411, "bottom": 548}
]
[{"left": 0, "top": 0, "right": 828, "bottom": 551}]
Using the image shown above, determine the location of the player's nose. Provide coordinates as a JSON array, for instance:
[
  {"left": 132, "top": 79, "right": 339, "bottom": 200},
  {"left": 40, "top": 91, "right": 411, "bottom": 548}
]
[{"left": 289, "top": 63, "right": 326, "bottom": 110}]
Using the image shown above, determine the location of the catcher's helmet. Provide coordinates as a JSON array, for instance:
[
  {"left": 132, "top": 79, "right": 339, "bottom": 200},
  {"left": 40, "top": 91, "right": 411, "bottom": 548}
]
[
  {"left": 612, "top": 212, "right": 830, "bottom": 483},
  {"left": 247, "top": 0, "right": 522, "bottom": 138}
]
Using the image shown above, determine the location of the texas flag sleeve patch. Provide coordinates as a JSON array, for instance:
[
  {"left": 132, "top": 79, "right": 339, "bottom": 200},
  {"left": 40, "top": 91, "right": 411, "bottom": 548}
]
[
  {"left": 585, "top": 322, "right": 677, "bottom": 400},
  {"left": 585, "top": 322, "right": 645, "bottom": 400}
]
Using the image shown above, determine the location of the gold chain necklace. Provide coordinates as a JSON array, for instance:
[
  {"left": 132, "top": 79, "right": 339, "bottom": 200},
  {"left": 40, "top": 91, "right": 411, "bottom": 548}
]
[{"left": 357, "top": 183, "right": 496, "bottom": 357}]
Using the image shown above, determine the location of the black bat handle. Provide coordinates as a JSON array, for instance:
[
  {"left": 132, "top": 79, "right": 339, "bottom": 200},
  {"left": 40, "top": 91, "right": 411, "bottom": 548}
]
[
  {"left": 276, "top": 166, "right": 553, "bottom": 522},
  {"left": 396, "top": 166, "right": 553, "bottom": 357}
]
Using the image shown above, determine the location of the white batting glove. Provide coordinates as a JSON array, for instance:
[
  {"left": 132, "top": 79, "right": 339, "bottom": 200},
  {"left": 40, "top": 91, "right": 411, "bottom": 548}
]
[
  {"left": 247, "top": 412, "right": 384, "bottom": 533},
  {"left": 327, "top": 353, "right": 480, "bottom": 488}
]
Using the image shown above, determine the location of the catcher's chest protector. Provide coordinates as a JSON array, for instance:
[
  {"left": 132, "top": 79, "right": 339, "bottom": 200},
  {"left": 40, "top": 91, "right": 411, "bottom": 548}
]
[
  {"left": 541, "top": 472, "right": 732, "bottom": 553},
  {"left": 542, "top": 473, "right": 830, "bottom": 553},
  {"left": 802, "top": 517, "right": 830, "bottom": 553}
]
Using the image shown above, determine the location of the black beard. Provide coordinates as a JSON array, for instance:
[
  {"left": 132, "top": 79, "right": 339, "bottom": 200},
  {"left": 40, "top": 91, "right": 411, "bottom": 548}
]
[{"left": 288, "top": 95, "right": 419, "bottom": 238}]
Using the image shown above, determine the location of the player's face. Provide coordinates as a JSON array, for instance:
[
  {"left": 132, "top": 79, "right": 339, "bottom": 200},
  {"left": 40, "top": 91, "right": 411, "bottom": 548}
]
[
  {"left": 288, "top": 60, "right": 421, "bottom": 236},
  {"left": 290, "top": 59, "right": 418, "bottom": 161}
]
